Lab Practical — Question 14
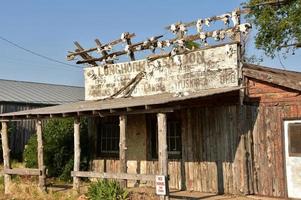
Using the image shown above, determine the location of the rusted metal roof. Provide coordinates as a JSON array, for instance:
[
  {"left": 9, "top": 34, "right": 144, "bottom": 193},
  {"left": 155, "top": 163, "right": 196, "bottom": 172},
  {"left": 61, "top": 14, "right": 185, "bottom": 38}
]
[
  {"left": 0, "top": 86, "right": 241, "bottom": 120},
  {"left": 243, "top": 63, "right": 301, "bottom": 91}
]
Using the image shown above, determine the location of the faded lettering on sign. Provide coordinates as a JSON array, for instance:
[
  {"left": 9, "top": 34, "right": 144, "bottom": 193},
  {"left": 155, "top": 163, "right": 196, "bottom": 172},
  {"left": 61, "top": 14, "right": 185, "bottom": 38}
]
[{"left": 84, "top": 44, "right": 239, "bottom": 100}]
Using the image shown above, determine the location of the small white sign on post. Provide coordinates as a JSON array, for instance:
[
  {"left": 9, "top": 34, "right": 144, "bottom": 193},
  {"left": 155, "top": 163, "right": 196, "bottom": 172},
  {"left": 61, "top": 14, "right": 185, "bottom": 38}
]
[{"left": 155, "top": 175, "right": 167, "bottom": 196}]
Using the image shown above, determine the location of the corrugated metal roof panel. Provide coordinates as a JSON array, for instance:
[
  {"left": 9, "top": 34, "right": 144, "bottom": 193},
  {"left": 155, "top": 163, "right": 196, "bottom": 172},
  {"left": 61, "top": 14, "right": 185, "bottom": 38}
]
[{"left": 0, "top": 79, "right": 84, "bottom": 104}]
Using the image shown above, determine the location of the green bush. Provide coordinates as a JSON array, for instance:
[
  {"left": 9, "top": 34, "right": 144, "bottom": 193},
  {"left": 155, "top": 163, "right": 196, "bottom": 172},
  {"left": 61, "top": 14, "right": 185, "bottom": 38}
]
[
  {"left": 87, "top": 180, "right": 129, "bottom": 200},
  {"left": 23, "top": 135, "right": 37, "bottom": 168},
  {"left": 23, "top": 118, "right": 89, "bottom": 181}
]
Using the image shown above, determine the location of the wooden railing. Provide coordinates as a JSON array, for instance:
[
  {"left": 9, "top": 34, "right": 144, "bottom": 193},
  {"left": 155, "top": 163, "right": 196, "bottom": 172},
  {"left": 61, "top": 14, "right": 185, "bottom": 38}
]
[{"left": 71, "top": 171, "right": 156, "bottom": 182}]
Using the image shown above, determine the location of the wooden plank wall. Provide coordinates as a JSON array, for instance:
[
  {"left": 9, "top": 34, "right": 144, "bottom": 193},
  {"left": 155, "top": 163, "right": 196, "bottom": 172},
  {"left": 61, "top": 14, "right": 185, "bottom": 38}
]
[
  {"left": 90, "top": 78, "right": 301, "bottom": 197},
  {"left": 0, "top": 103, "right": 45, "bottom": 156},
  {"left": 181, "top": 105, "right": 252, "bottom": 194},
  {"left": 90, "top": 104, "right": 251, "bottom": 194},
  {"left": 246, "top": 78, "right": 301, "bottom": 197}
]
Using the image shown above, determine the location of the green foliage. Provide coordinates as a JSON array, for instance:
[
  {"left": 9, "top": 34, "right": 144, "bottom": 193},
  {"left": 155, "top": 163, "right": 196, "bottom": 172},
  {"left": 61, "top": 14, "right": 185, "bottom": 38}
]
[
  {"left": 185, "top": 41, "right": 200, "bottom": 50},
  {"left": 87, "top": 180, "right": 129, "bottom": 200},
  {"left": 23, "top": 118, "right": 89, "bottom": 181},
  {"left": 23, "top": 135, "right": 38, "bottom": 168},
  {"left": 243, "top": 54, "right": 263, "bottom": 64},
  {"left": 244, "top": 0, "right": 301, "bottom": 58}
]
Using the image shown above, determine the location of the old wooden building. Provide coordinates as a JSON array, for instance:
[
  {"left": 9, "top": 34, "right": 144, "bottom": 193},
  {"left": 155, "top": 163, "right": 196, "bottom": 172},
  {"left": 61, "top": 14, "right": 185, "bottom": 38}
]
[
  {"left": 0, "top": 9, "right": 300, "bottom": 198},
  {"left": 0, "top": 79, "right": 84, "bottom": 157},
  {"left": 0, "top": 42, "right": 300, "bottom": 198}
]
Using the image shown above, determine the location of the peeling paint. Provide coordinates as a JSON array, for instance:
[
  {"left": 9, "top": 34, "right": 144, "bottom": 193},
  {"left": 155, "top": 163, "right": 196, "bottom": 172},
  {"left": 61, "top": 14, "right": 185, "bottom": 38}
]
[{"left": 84, "top": 44, "right": 239, "bottom": 100}]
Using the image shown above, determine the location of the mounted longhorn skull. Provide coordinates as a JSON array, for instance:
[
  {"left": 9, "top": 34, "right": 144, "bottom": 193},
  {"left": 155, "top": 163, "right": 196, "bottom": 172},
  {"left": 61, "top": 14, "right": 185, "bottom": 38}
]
[
  {"left": 205, "top": 18, "right": 211, "bottom": 27},
  {"left": 212, "top": 30, "right": 221, "bottom": 41},
  {"left": 231, "top": 10, "right": 240, "bottom": 26},
  {"left": 103, "top": 45, "right": 112, "bottom": 52},
  {"left": 170, "top": 24, "right": 177, "bottom": 34},
  {"left": 239, "top": 23, "right": 252, "bottom": 35},
  {"left": 121, "top": 32, "right": 130, "bottom": 42},
  {"left": 124, "top": 45, "right": 131, "bottom": 55},
  {"left": 220, "top": 14, "right": 231, "bottom": 25},
  {"left": 196, "top": 19, "right": 204, "bottom": 33},
  {"left": 219, "top": 30, "right": 226, "bottom": 40},
  {"left": 199, "top": 32, "right": 208, "bottom": 46},
  {"left": 179, "top": 24, "right": 187, "bottom": 34}
]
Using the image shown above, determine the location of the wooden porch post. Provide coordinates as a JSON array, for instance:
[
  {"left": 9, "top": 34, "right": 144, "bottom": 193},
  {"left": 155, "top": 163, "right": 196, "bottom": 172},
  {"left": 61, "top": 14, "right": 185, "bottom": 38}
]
[
  {"left": 73, "top": 117, "right": 81, "bottom": 192},
  {"left": 157, "top": 113, "right": 169, "bottom": 200},
  {"left": 1, "top": 121, "right": 11, "bottom": 194},
  {"left": 36, "top": 120, "right": 46, "bottom": 191},
  {"left": 119, "top": 115, "right": 127, "bottom": 188}
]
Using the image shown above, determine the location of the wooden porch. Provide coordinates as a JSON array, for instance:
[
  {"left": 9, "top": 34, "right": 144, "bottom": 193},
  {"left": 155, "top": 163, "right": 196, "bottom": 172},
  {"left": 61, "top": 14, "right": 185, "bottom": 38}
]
[{"left": 0, "top": 86, "right": 241, "bottom": 199}]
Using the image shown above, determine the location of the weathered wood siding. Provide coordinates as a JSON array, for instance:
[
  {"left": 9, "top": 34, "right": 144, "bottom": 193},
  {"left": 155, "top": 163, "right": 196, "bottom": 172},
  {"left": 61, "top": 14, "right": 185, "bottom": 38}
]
[
  {"left": 90, "top": 103, "right": 251, "bottom": 193},
  {"left": 0, "top": 102, "right": 45, "bottom": 156},
  {"left": 180, "top": 105, "right": 254, "bottom": 194},
  {"left": 246, "top": 78, "right": 301, "bottom": 197},
  {"left": 90, "top": 78, "right": 301, "bottom": 197}
]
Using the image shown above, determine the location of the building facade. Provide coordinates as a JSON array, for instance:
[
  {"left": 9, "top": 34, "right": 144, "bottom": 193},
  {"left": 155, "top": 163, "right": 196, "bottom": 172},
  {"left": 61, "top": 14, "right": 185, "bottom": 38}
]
[{"left": 1, "top": 43, "right": 300, "bottom": 198}]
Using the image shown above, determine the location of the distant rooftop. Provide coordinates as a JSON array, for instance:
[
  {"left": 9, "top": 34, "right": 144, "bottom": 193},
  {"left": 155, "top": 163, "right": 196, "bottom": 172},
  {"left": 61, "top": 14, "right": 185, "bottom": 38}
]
[{"left": 0, "top": 79, "right": 84, "bottom": 105}]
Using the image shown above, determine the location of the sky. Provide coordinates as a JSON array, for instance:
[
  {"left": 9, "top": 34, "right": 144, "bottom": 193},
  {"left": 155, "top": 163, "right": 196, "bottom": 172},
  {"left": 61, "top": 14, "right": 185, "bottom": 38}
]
[{"left": 0, "top": 0, "right": 300, "bottom": 87}]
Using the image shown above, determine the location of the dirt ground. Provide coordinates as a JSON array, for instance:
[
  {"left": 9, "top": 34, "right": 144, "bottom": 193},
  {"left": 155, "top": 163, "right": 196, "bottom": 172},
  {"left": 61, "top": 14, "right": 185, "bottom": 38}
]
[
  {"left": 0, "top": 180, "right": 284, "bottom": 200},
  {"left": 128, "top": 187, "right": 279, "bottom": 200}
]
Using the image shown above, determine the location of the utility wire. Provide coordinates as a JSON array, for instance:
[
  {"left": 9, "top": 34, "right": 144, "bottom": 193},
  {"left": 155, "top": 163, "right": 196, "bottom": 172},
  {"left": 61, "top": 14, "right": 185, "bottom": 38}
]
[
  {"left": 0, "top": 35, "right": 82, "bottom": 69},
  {"left": 277, "top": 51, "right": 286, "bottom": 70}
]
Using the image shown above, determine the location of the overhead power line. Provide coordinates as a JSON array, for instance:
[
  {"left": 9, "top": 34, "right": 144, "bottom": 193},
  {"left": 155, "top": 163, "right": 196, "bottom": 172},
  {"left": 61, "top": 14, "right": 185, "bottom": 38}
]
[{"left": 0, "top": 35, "right": 82, "bottom": 69}]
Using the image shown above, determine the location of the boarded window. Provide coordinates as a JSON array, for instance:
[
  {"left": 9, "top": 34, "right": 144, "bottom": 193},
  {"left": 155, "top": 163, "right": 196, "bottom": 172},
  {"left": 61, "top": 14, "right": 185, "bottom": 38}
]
[
  {"left": 96, "top": 117, "right": 119, "bottom": 157},
  {"left": 288, "top": 123, "right": 301, "bottom": 157},
  {"left": 147, "top": 113, "right": 182, "bottom": 159}
]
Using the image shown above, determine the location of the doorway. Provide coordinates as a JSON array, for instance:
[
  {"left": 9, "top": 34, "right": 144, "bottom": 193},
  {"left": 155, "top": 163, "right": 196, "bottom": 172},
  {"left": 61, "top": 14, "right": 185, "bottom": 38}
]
[{"left": 284, "top": 120, "right": 301, "bottom": 198}]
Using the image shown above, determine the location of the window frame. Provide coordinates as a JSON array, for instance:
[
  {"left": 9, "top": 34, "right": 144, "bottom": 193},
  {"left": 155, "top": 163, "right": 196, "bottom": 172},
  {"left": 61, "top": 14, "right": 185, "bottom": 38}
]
[
  {"left": 147, "top": 113, "right": 182, "bottom": 160},
  {"left": 288, "top": 122, "right": 301, "bottom": 157},
  {"left": 96, "top": 117, "right": 120, "bottom": 158}
]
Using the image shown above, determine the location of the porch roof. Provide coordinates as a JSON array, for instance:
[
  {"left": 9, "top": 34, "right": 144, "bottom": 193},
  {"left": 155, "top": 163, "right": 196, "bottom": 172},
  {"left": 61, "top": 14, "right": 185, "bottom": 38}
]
[{"left": 0, "top": 86, "right": 241, "bottom": 120}]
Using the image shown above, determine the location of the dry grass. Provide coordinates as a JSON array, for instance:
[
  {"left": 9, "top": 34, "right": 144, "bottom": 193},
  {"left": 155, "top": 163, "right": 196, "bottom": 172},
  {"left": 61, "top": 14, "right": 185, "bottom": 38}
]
[
  {"left": 0, "top": 179, "right": 79, "bottom": 200},
  {"left": 129, "top": 187, "right": 159, "bottom": 200},
  {"left": 0, "top": 177, "right": 159, "bottom": 200},
  {"left": 0, "top": 168, "right": 254, "bottom": 200}
]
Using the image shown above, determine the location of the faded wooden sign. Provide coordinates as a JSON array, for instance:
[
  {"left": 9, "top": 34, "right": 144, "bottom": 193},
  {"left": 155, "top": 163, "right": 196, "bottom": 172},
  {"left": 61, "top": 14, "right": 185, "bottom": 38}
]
[{"left": 84, "top": 43, "right": 239, "bottom": 100}]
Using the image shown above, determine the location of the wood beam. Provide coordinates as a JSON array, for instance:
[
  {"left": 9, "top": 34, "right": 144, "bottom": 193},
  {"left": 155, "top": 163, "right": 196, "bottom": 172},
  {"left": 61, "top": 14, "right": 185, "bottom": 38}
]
[
  {"left": 73, "top": 117, "right": 81, "bottom": 192},
  {"left": 50, "top": 114, "right": 62, "bottom": 118},
  {"left": 76, "top": 35, "right": 163, "bottom": 64},
  {"left": 71, "top": 171, "right": 156, "bottom": 181},
  {"left": 145, "top": 105, "right": 152, "bottom": 110},
  {"left": 67, "top": 33, "right": 135, "bottom": 59},
  {"left": 95, "top": 39, "right": 113, "bottom": 64},
  {"left": 126, "top": 37, "right": 135, "bottom": 61},
  {"left": 62, "top": 113, "right": 75, "bottom": 117},
  {"left": 119, "top": 115, "right": 127, "bottom": 188},
  {"left": 74, "top": 41, "right": 97, "bottom": 66},
  {"left": 36, "top": 120, "right": 46, "bottom": 191},
  {"left": 92, "top": 110, "right": 105, "bottom": 117},
  {"left": 1, "top": 121, "right": 11, "bottom": 194},
  {"left": 3, "top": 168, "right": 40, "bottom": 176},
  {"left": 157, "top": 113, "right": 169, "bottom": 199},
  {"left": 77, "top": 111, "right": 92, "bottom": 116},
  {"left": 165, "top": 8, "right": 246, "bottom": 30},
  {"left": 110, "top": 109, "right": 117, "bottom": 113}
]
